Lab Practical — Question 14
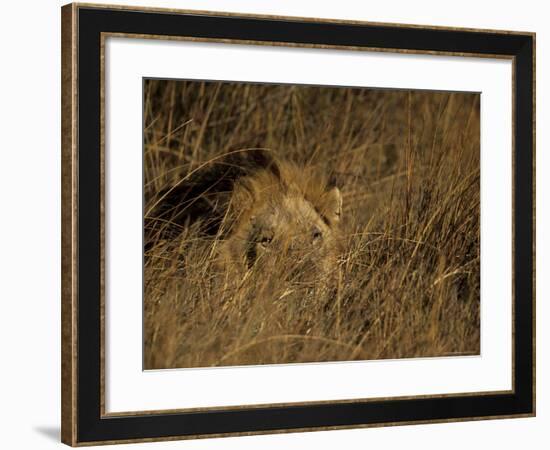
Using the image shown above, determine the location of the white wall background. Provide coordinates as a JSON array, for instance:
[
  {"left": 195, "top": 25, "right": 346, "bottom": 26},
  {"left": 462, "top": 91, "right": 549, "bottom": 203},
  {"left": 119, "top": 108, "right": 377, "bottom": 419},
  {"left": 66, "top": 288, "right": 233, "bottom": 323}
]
[{"left": 0, "top": 1, "right": 546, "bottom": 448}]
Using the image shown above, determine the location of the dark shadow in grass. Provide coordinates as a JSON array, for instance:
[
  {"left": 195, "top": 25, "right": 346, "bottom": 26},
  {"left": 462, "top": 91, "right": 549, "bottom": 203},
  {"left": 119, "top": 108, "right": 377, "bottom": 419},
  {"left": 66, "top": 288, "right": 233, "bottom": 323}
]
[{"left": 34, "top": 426, "right": 60, "bottom": 442}]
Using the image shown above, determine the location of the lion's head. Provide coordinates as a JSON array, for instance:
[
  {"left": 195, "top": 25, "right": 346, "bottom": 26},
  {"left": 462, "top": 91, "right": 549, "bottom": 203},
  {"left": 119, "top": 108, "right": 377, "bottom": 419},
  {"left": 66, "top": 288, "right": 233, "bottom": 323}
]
[{"left": 218, "top": 158, "right": 343, "bottom": 285}]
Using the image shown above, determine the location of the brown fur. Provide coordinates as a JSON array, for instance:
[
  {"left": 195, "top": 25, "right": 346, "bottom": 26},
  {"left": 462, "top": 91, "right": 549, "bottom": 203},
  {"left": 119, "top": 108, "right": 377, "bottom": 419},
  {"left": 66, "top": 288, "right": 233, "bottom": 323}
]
[{"left": 216, "top": 158, "right": 343, "bottom": 287}]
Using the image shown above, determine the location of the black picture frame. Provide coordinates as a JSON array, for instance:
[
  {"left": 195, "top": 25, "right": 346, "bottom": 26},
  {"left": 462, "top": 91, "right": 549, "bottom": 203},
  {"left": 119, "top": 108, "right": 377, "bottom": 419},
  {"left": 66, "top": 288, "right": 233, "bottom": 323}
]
[{"left": 61, "top": 3, "right": 535, "bottom": 446}]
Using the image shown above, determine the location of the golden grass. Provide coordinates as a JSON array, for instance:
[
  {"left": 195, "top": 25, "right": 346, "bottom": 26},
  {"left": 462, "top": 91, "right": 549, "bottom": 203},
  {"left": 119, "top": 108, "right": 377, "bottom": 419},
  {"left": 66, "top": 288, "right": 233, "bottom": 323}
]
[{"left": 143, "top": 80, "right": 480, "bottom": 369}]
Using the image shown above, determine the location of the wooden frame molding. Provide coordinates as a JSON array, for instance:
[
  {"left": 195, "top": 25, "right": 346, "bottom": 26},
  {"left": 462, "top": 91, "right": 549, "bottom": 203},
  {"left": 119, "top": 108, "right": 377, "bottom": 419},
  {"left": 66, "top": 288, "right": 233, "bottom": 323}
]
[{"left": 61, "top": 3, "right": 535, "bottom": 446}]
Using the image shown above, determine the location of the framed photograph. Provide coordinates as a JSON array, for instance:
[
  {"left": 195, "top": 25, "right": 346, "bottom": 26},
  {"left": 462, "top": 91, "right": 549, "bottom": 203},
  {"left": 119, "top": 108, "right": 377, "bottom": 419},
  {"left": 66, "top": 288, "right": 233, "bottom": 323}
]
[{"left": 61, "top": 3, "right": 535, "bottom": 446}]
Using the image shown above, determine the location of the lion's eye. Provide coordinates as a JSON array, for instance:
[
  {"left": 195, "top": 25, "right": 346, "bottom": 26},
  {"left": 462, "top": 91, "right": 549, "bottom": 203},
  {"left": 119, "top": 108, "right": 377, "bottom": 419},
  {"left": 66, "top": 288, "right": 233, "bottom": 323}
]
[
  {"left": 312, "top": 229, "right": 323, "bottom": 242},
  {"left": 259, "top": 236, "right": 273, "bottom": 246}
]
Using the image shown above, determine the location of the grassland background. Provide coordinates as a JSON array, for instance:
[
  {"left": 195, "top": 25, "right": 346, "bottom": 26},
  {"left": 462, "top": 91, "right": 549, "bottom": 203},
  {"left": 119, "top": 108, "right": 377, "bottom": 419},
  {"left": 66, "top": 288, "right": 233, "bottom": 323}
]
[{"left": 143, "top": 79, "right": 480, "bottom": 369}]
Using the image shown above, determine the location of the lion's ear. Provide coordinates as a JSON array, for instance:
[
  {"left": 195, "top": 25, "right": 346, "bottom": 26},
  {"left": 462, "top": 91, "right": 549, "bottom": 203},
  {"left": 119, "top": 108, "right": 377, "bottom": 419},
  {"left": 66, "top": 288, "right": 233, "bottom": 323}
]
[
  {"left": 250, "top": 150, "right": 281, "bottom": 181},
  {"left": 322, "top": 186, "right": 342, "bottom": 226}
]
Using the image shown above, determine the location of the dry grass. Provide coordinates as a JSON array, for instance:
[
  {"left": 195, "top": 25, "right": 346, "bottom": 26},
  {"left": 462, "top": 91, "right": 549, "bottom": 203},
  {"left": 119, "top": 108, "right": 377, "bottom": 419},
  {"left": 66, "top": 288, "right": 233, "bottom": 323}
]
[{"left": 143, "top": 79, "right": 480, "bottom": 369}]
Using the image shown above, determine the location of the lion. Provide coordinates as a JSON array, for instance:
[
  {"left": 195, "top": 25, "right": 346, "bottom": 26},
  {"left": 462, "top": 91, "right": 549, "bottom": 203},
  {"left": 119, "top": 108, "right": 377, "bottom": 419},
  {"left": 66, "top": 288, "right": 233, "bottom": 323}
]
[{"left": 145, "top": 150, "right": 343, "bottom": 289}]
